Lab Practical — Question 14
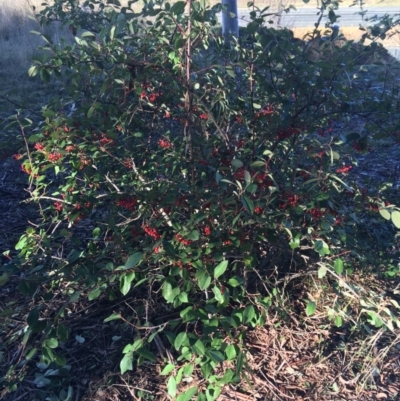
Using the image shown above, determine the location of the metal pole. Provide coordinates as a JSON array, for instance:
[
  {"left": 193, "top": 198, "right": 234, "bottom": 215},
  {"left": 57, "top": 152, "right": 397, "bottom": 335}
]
[{"left": 222, "top": 0, "right": 239, "bottom": 39}]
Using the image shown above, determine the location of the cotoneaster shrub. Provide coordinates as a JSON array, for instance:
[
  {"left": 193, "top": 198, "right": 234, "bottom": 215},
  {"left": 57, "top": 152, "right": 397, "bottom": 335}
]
[{"left": 2, "top": 0, "right": 400, "bottom": 399}]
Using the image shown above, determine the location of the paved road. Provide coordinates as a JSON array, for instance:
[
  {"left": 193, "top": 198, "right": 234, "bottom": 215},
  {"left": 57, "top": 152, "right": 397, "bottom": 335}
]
[{"left": 217, "top": 6, "right": 399, "bottom": 28}]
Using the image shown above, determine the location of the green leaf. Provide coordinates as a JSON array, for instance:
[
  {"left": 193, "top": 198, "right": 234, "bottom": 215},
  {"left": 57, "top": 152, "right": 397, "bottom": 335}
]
[
  {"left": 178, "top": 292, "right": 189, "bottom": 303},
  {"left": 15, "top": 235, "right": 27, "bottom": 250},
  {"left": 214, "top": 260, "right": 228, "bottom": 279},
  {"left": 27, "top": 308, "right": 39, "bottom": 328},
  {"left": 391, "top": 211, "right": 400, "bottom": 229},
  {"left": 26, "top": 348, "right": 37, "bottom": 360},
  {"left": 88, "top": 287, "right": 101, "bottom": 300},
  {"left": 116, "top": 13, "right": 126, "bottom": 36},
  {"left": 231, "top": 159, "right": 243, "bottom": 168},
  {"left": 225, "top": 344, "right": 237, "bottom": 360},
  {"left": 0, "top": 273, "right": 9, "bottom": 286},
  {"left": 379, "top": 208, "right": 391, "bottom": 221},
  {"left": 28, "top": 66, "right": 38, "bottom": 77},
  {"left": 242, "top": 305, "right": 255, "bottom": 324},
  {"left": 318, "top": 266, "right": 327, "bottom": 278},
  {"left": 226, "top": 67, "right": 235, "bottom": 78},
  {"left": 69, "top": 291, "right": 81, "bottom": 303},
  {"left": 176, "top": 367, "right": 183, "bottom": 385},
  {"left": 314, "top": 239, "right": 330, "bottom": 256},
  {"left": 227, "top": 277, "right": 242, "bottom": 287},
  {"left": 44, "top": 338, "right": 58, "bottom": 349},
  {"left": 161, "top": 363, "right": 175, "bottom": 375},
  {"left": 170, "top": 1, "right": 186, "bottom": 15},
  {"left": 87, "top": 106, "right": 95, "bottom": 118},
  {"left": 196, "top": 270, "right": 211, "bottom": 290},
  {"left": 187, "top": 230, "right": 199, "bottom": 240},
  {"left": 167, "top": 376, "right": 177, "bottom": 398},
  {"left": 163, "top": 282, "right": 180, "bottom": 303},
  {"left": 0, "top": 309, "right": 14, "bottom": 317},
  {"left": 220, "top": 369, "right": 237, "bottom": 385},
  {"left": 306, "top": 300, "right": 317, "bottom": 316},
  {"left": 242, "top": 196, "right": 254, "bottom": 214},
  {"left": 120, "top": 352, "right": 134, "bottom": 374},
  {"left": 125, "top": 252, "right": 143, "bottom": 269},
  {"left": 335, "top": 316, "right": 343, "bottom": 327},
  {"left": 212, "top": 286, "right": 224, "bottom": 304},
  {"left": 208, "top": 350, "right": 225, "bottom": 363},
  {"left": 57, "top": 324, "right": 69, "bottom": 342},
  {"left": 289, "top": 233, "right": 301, "bottom": 250},
  {"left": 123, "top": 339, "right": 143, "bottom": 353},
  {"left": 174, "top": 332, "right": 188, "bottom": 350},
  {"left": 334, "top": 258, "right": 344, "bottom": 274},
  {"left": 216, "top": 171, "right": 223, "bottom": 185},
  {"left": 136, "top": 347, "right": 156, "bottom": 362},
  {"left": 366, "top": 310, "right": 384, "bottom": 328},
  {"left": 163, "top": 241, "right": 176, "bottom": 257},
  {"left": 192, "top": 340, "right": 206, "bottom": 356},
  {"left": 42, "top": 346, "right": 55, "bottom": 363},
  {"left": 183, "top": 363, "right": 194, "bottom": 377},
  {"left": 110, "top": 25, "right": 116, "bottom": 40},
  {"left": 120, "top": 272, "right": 136, "bottom": 296},
  {"left": 81, "top": 31, "right": 96, "bottom": 37},
  {"left": 104, "top": 313, "right": 121, "bottom": 322},
  {"left": 235, "top": 351, "right": 244, "bottom": 376},
  {"left": 176, "top": 386, "right": 198, "bottom": 401},
  {"left": 244, "top": 170, "right": 251, "bottom": 188}
]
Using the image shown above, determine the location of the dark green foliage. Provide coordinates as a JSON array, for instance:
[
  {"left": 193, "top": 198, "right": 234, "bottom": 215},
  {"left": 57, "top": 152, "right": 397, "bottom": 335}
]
[{"left": 1, "top": 0, "right": 400, "bottom": 399}]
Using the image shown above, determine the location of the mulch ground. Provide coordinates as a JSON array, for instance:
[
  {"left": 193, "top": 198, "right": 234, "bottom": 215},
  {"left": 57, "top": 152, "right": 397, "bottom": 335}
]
[
  {"left": 1, "top": 139, "right": 400, "bottom": 401},
  {"left": 1, "top": 84, "right": 400, "bottom": 401}
]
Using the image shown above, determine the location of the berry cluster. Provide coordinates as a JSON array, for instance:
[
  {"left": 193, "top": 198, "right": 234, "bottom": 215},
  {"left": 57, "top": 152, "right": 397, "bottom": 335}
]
[
  {"left": 175, "top": 234, "right": 192, "bottom": 246},
  {"left": 175, "top": 195, "right": 188, "bottom": 207},
  {"left": 123, "top": 158, "right": 133, "bottom": 169},
  {"left": 34, "top": 143, "right": 45, "bottom": 151},
  {"left": 140, "top": 91, "right": 161, "bottom": 103},
  {"left": 158, "top": 139, "right": 171, "bottom": 149},
  {"left": 280, "top": 194, "right": 300, "bottom": 209},
  {"left": 255, "top": 105, "right": 274, "bottom": 118},
  {"left": 276, "top": 127, "right": 301, "bottom": 140},
  {"left": 117, "top": 197, "right": 138, "bottom": 212},
  {"left": 48, "top": 153, "right": 62, "bottom": 162},
  {"left": 203, "top": 226, "right": 211, "bottom": 236},
  {"left": 65, "top": 145, "right": 76, "bottom": 152},
  {"left": 308, "top": 208, "right": 324, "bottom": 220},
  {"left": 99, "top": 134, "right": 114, "bottom": 146},
  {"left": 143, "top": 226, "right": 161, "bottom": 240},
  {"left": 317, "top": 126, "right": 333, "bottom": 137},
  {"left": 336, "top": 165, "right": 352, "bottom": 174}
]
